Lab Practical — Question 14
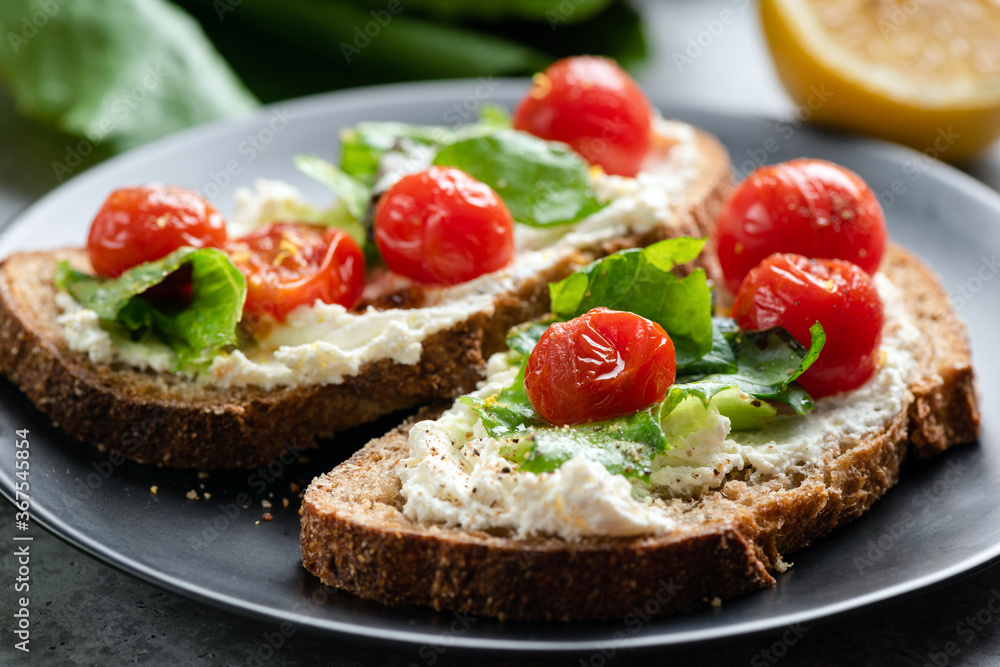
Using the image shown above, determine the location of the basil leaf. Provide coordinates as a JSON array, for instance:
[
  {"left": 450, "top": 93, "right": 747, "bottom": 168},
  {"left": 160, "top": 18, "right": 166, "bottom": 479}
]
[
  {"left": 676, "top": 317, "right": 738, "bottom": 376},
  {"left": 339, "top": 104, "right": 510, "bottom": 185},
  {"left": 56, "top": 248, "right": 246, "bottom": 370},
  {"left": 294, "top": 154, "right": 371, "bottom": 222},
  {"left": 0, "top": 0, "right": 257, "bottom": 154},
  {"left": 433, "top": 129, "right": 604, "bottom": 227},
  {"left": 695, "top": 323, "right": 826, "bottom": 414},
  {"left": 549, "top": 238, "right": 713, "bottom": 367}
]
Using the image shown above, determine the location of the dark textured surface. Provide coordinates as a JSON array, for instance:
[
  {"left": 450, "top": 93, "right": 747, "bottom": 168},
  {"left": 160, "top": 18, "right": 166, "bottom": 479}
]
[{"left": 2, "top": 0, "right": 1000, "bottom": 664}]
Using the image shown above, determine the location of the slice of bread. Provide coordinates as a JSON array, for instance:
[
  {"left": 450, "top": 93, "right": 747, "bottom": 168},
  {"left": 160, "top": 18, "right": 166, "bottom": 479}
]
[
  {"left": 0, "top": 129, "right": 731, "bottom": 469},
  {"left": 299, "top": 244, "right": 979, "bottom": 621}
]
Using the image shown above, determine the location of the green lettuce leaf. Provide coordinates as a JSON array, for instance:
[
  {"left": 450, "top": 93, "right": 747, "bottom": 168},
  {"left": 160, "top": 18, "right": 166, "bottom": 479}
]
[
  {"left": 548, "top": 238, "right": 713, "bottom": 367},
  {"left": 432, "top": 129, "right": 604, "bottom": 227},
  {"left": 0, "top": 0, "right": 257, "bottom": 154},
  {"left": 294, "top": 154, "right": 371, "bottom": 222},
  {"left": 56, "top": 248, "right": 246, "bottom": 370},
  {"left": 501, "top": 408, "right": 667, "bottom": 478},
  {"left": 339, "top": 104, "right": 510, "bottom": 185}
]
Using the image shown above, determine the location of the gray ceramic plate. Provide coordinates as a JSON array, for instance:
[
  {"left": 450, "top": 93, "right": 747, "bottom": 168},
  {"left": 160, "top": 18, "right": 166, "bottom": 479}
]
[{"left": 0, "top": 81, "right": 997, "bottom": 653}]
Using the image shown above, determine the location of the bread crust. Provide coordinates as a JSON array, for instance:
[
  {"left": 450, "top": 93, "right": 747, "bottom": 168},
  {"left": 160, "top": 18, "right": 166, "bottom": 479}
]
[
  {"left": 0, "top": 129, "right": 731, "bottom": 469},
  {"left": 299, "top": 245, "right": 979, "bottom": 621}
]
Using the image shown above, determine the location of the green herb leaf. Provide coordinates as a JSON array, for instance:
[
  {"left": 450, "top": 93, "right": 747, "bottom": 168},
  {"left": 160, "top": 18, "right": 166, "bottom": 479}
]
[
  {"left": 548, "top": 238, "right": 713, "bottom": 366},
  {"left": 339, "top": 105, "right": 510, "bottom": 185},
  {"left": 294, "top": 154, "right": 371, "bottom": 222},
  {"left": 501, "top": 408, "right": 667, "bottom": 479},
  {"left": 57, "top": 248, "right": 246, "bottom": 370},
  {"left": 692, "top": 323, "right": 826, "bottom": 414},
  {"left": 433, "top": 129, "right": 604, "bottom": 227},
  {"left": 0, "top": 0, "right": 257, "bottom": 153}
]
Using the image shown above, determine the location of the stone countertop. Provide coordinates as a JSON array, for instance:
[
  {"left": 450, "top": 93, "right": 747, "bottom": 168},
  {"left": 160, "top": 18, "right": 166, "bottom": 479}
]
[{"left": 2, "top": 1, "right": 1000, "bottom": 665}]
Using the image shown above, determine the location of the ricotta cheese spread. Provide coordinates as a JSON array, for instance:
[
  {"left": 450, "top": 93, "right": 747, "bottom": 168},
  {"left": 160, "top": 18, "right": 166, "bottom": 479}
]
[
  {"left": 398, "top": 274, "right": 921, "bottom": 541},
  {"left": 55, "top": 120, "right": 704, "bottom": 389}
]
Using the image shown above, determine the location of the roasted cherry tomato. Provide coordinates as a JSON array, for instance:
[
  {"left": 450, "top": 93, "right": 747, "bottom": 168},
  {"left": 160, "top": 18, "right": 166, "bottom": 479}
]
[
  {"left": 374, "top": 166, "right": 515, "bottom": 285},
  {"left": 524, "top": 307, "right": 677, "bottom": 425},
  {"left": 733, "top": 253, "right": 884, "bottom": 399},
  {"left": 227, "top": 223, "right": 364, "bottom": 322},
  {"left": 512, "top": 56, "right": 653, "bottom": 177},
  {"left": 715, "top": 159, "right": 887, "bottom": 294},
  {"left": 87, "top": 185, "right": 227, "bottom": 277}
]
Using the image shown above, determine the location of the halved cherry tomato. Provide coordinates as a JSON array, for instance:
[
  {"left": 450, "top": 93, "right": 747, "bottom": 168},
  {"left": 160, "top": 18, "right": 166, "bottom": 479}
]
[
  {"left": 512, "top": 56, "right": 653, "bottom": 177},
  {"left": 715, "top": 159, "right": 887, "bottom": 295},
  {"left": 524, "top": 307, "right": 677, "bottom": 426},
  {"left": 87, "top": 185, "right": 227, "bottom": 277},
  {"left": 227, "top": 223, "right": 364, "bottom": 322},
  {"left": 374, "top": 166, "right": 515, "bottom": 285},
  {"left": 733, "top": 253, "right": 884, "bottom": 399}
]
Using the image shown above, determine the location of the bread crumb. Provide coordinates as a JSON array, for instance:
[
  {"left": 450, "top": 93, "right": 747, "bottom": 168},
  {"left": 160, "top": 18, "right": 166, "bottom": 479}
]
[
  {"left": 290, "top": 483, "right": 301, "bottom": 494},
  {"left": 262, "top": 513, "right": 274, "bottom": 522},
  {"left": 297, "top": 456, "right": 310, "bottom": 464},
  {"left": 197, "top": 471, "right": 210, "bottom": 479},
  {"left": 186, "top": 490, "right": 198, "bottom": 500},
  {"left": 261, "top": 499, "right": 272, "bottom": 509},
  {"left": 711, "top": 597, "right": 722, "bottom": 608},
  {"left": 282, "top": 498, "right": 290, "bottom": 508},
  {"left": 203, "top": 492, "right": 212, "bottom": 500},
  {"left": 150, "top": 486, "right": 158, "bottom": 495},
  {"left": 774, "top": 557, "right": 792, "bottom": 573}
]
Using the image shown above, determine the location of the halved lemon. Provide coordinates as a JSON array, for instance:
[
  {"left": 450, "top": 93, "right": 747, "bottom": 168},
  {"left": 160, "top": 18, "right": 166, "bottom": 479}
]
[{"left": 761, "top": 0, "right": 1000, "bottom": 162}]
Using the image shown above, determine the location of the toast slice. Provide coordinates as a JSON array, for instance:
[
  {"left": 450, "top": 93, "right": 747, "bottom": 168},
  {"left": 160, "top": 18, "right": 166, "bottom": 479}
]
[
  {"left": 0, "top": 128, "right": 731, "bottom": 469},
  {"left": 299, "top": 244, "right": 979, "bottom": 621}
]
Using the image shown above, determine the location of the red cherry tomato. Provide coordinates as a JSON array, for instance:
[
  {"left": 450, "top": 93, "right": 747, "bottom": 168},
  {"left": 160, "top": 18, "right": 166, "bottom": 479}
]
[
  {"left": 715, "top": 159, "right": 887, "bottom": 294},
  {"left": 733, "top": 253, "right": 884, "bottom": 399},
  {"left": 512, "top": 56, "right": 653, "bottom": 177},
  {"left": 374, "top": 166, "right": 515, "bottom": 285},
  {"left": 227, "top": 223, "right": 365, "bottom": 322},
  {"left": 87, "top": 185, "right": 227, "bottom": 277},
  {"left": 525, "top": 307, "right": 677, "bottom": 426}
]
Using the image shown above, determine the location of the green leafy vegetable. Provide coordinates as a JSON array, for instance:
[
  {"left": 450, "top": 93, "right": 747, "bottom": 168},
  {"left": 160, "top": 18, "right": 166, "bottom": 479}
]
[
  {"left": 689, "top": 323, "right": 826, "bottom": 414},
  {"left": 57, "top": 248, "right": 246, "bottom": 370},
  {"left": 502, "top": 408, "right": 667, "bottom": 478},
  {"left": 295, "top": 154, "right": 371, "bottom": 222},
  {"left": 339, "top": 105, "right": 510, "bottom": 185},
  {"left": 0, "top": 0, "right": 257, "bottom": 154},
  {"left": 548, "top": 238, "right": 713, "bottom": 367},
  {"left": 505, "top": 316, "right": 559, "bottom": 357},
  {"left": 433, "top": 129, "right": 604, "bottom": 227}
]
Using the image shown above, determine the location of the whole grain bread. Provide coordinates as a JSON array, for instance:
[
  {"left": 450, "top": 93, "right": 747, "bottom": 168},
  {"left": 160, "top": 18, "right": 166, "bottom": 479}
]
[
  {"left": 299, "top": 244, "right": 979, "bottom": 621},
  {"left": 0, "top": 128, "right": 731, "bottom": 469}
]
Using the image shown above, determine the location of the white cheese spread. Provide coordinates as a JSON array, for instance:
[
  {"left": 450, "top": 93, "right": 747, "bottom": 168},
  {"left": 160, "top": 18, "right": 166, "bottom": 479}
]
[
  {"left": 398, "top": 274, "right": 921, "bottom": 540},
  {"left": 55, "top": 120, "right": 704, "bottom": 389}
]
